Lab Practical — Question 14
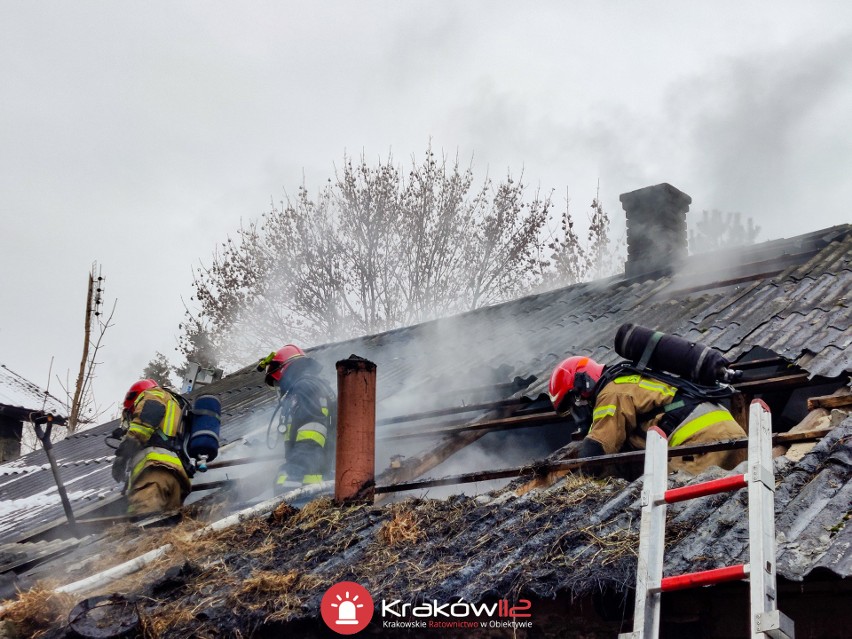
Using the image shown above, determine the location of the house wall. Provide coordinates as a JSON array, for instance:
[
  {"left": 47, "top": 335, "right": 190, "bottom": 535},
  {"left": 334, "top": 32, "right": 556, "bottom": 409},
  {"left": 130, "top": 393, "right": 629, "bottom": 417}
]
[
  {"left": 540, "top": 579, "right": 852, "bottom": 639},
  {"left": 656, "top": 579, "right": 851, "bottom": 639},
  {"left": 0, "top": 416, "right": 22, "bottom": 462}
]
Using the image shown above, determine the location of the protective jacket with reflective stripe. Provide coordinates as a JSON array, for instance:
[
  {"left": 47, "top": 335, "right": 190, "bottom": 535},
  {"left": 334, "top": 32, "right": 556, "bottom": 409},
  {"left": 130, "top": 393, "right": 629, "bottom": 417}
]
[
  {"left": 122, "top": 388, "right": 191, "bottom": 496},
  {"left": 277, "top": 374, "right": 335, "bottom": 485},
  {"left": 585, "top": 373, "right": 747, "bottom": 473}
]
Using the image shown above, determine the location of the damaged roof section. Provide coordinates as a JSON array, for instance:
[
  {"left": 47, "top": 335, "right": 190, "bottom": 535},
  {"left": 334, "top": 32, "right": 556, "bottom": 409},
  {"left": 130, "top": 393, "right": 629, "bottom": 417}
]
[
  {"left": 304, "top": 224, "right": 851, "bottom": 408},
  {"left": 11, "top": 417, "right": 850, "bottom": 638},
  {"left": 0, "top": 206, "right": 848, "bottom": 637},
  {"left": 0, "top": 224, "right": 850, "bottom": 549}
]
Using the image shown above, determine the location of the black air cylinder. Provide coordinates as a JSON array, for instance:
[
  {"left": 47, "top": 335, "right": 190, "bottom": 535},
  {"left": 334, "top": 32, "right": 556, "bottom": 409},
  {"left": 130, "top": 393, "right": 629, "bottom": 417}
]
[{"left": 614, "top": 323, "right": 729, "bottom": 385}]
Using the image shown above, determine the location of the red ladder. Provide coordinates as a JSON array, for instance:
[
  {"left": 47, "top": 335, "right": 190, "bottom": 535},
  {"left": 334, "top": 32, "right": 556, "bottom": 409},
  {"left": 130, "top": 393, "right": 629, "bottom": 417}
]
[{"left": 618, "top": 399, "right": 794, "bottom": 639}]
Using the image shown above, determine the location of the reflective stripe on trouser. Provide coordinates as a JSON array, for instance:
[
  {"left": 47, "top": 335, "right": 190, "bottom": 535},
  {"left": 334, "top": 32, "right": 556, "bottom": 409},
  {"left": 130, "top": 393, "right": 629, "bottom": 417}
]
[
  {"left": 129, "top": 447, "right": 188, "bottom": 490},
  {"left": 277, "top": 472, "right": 324, "bottom": 485},
  {"left": 668, "top": 403, "right": 735, "bottom": 447},
  {"left": 668, "top": 418, "right": 747, "bottom": 474},
  {"left": 277, "top": 422, "right": 327, "bottom": 488}
]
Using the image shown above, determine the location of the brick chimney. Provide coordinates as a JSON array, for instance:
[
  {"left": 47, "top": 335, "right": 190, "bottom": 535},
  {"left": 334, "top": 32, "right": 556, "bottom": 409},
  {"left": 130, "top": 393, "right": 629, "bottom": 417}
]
[{"left": 620, "top": 183, "right": 691, "bottom": 278}]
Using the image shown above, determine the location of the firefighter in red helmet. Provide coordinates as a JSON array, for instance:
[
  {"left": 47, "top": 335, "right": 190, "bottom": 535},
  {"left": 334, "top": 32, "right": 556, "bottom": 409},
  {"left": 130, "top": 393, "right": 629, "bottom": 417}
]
[
  {"left": 111, "top": 380, "right": 192, "bottom": 513},
  {"left": 121, "top": 378, "right": 158, "bottom": 423},
  {"left": 259, "top": 345, "right": 336, "bottom": 493},
  {"left": 549, "top": 355, "right": 746, "bottom": 475}
]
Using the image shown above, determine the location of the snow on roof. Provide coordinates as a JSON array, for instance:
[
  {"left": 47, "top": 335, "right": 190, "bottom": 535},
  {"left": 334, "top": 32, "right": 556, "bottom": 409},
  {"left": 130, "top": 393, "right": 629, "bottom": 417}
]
[{"left": 0, "top": 364, "right": 67, "bottom": 418}]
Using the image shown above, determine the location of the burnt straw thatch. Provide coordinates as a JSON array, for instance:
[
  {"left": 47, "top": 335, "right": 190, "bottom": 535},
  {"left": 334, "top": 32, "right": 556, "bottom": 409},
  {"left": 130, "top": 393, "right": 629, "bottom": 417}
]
[{"left": 7, "top": 418, "right": 850, "bottom": 638}]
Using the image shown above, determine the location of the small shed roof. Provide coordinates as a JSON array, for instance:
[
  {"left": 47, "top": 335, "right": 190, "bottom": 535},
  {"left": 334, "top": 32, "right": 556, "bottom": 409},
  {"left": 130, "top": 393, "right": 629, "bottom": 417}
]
[{"left": 0, "top": 364, "right": 67, "bottom": 423}]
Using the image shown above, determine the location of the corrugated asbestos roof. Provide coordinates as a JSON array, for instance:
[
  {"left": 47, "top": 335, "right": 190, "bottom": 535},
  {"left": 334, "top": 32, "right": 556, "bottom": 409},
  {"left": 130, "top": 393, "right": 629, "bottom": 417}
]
[
  {"left": 0, "top": 224, "right": 849, "bottom": 552},
  {"left": 222, "top": 413, "right": 850, "bottom": 595},
  {"left": 16, "top": 417, "right": 850, "bottom": 636},
  {"left": 0, "top": 364, "right": 67, "bottom": 417}
]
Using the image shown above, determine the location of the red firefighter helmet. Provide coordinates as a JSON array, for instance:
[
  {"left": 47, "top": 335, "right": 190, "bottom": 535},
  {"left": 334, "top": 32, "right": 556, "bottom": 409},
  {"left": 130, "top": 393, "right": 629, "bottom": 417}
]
[
  {"left": 548, "top": 356, "right": 604, "bottom": 413},
  {"left": 123, "top": 379, "right": 159, "bottom": 411},
  {"left": 264, "top": 344, "right": 306, "bottom": 386}
]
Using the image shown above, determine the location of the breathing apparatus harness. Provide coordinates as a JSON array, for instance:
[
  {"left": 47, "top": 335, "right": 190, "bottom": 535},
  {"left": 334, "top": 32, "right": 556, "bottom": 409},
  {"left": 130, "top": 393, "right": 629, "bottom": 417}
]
[
  {"left": 576, "top": 324, "right": 742, "bottom": 438},
  {"left": 266, "top": 375, "right": 336, "bottom": 451},
  {"left": 105, "top": 390, "right": 186, "bottom": 448},
  {"left": 106, "top": 389, "right": 221, "bottom": 480},
  {"left": 266, "top": 391, "right": 289, "bottom": 450}
]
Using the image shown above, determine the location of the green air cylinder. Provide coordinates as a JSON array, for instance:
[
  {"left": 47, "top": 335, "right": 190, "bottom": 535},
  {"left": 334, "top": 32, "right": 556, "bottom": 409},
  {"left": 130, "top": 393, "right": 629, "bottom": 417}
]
[{"left": 614, "top": 323, "right": 730, "bottom": 386}]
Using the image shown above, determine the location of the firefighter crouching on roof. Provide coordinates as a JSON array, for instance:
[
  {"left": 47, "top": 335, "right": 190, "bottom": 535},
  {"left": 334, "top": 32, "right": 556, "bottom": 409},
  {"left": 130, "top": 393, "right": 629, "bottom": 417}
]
[
  {"left": 259, "top": 345, "right": 336, "bottom": 494},
  {"left": 111, "top": 379, "right": 192, "bottom": 514},
  {"left": 549, "top": 356, "right": 747, "bottom": 476}
]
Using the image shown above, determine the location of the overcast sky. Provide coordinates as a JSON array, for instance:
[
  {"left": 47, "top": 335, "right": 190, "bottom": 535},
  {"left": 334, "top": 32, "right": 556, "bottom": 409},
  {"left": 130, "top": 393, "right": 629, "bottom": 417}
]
[{"left": 2, "top": 1, "right": 851, "bottom": 422}]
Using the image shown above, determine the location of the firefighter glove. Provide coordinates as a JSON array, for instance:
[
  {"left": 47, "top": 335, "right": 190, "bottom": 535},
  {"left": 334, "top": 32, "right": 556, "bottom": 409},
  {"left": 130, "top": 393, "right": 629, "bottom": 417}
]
[
  {"left": 111, "top": 455, "right": 128, "bottom": 482},
  {"left": 115, "top": 436, "right": 142, "bottom": 459},
  {"left": 256, "top": 351, "right": 276, "bottom": 372},
  {"left": 112, "top": 437, "right": 142, "bottom": 482}
]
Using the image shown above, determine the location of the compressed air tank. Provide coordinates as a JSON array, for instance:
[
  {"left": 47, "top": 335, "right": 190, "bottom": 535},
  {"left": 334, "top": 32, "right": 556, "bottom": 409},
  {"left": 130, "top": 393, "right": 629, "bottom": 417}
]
[
  {"left": 614, "top": 323, "right": 730, "bottom": 386},
  {"left": 186, "top": 395, "right": 221, "bottom": 469}
]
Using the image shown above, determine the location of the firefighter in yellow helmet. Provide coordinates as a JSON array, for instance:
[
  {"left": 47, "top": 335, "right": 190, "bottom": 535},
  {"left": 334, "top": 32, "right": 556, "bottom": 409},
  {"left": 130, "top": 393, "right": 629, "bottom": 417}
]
[
  {"left": 549, "top": 356, "right": 747, "bottom": 476},
  {"left": 111, "top": 380, "right": 192, "bottom": 514},
  {"left": 259, "top": 345, "right": 336, "bottom": 494}
]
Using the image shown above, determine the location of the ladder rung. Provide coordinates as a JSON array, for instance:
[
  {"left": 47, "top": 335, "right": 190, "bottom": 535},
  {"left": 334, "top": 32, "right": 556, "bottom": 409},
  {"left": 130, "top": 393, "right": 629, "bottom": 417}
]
[
  {"left": 756, "top": 610, "right": 796, "bottom": 639},
  {"left": 622, "top": 402, "right": 794, "bottom": 639},
  {"left": 660, "top": 564, "right": 748, "bottom": 592},
  {"left": 663, "top": 474, "right": 748, "bottom": 504}
]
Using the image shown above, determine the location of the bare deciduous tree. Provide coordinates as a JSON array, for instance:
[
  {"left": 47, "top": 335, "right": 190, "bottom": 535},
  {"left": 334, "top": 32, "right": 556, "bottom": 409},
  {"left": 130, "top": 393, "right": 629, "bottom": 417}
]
[
  {"left": 689, "top": 210, "right": 760, "bottom": 254},
  {"left": 547, "top": 195, "right": 624, "bottom": 285},
  {"left": 181, "top": 146, "right": 566, "bottom": 367}
]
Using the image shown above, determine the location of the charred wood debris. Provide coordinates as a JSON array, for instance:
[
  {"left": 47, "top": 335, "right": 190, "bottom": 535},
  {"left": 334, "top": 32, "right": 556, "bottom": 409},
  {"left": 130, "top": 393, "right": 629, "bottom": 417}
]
[{"left": 1, "top": 357, "right": 850, "bottom": 638}]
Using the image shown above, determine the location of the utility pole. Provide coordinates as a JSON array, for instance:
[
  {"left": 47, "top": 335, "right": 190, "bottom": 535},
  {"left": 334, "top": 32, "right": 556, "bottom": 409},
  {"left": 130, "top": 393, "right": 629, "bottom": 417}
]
[{"left": 68, "top": 264, "right": 104, "bottom": 432}]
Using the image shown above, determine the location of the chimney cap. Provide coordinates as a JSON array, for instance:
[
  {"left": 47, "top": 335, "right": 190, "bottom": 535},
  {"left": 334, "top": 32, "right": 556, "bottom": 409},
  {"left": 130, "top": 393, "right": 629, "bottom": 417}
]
[{"left": 619, "top": 182, "right": 692, "bottom": 210}]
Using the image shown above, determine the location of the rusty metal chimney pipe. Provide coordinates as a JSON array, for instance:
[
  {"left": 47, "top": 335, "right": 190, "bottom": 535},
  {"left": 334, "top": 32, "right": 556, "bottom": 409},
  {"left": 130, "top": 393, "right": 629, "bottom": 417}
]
[{"left": 335, "top": 356, "right": 377, "bottom": 504}]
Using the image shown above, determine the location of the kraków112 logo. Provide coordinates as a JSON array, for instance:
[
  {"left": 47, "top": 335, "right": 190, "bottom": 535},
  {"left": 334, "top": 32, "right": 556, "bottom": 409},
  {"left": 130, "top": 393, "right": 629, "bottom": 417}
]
[{"left": 320, "top": 581, "right": 374, "bottom": 634}]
